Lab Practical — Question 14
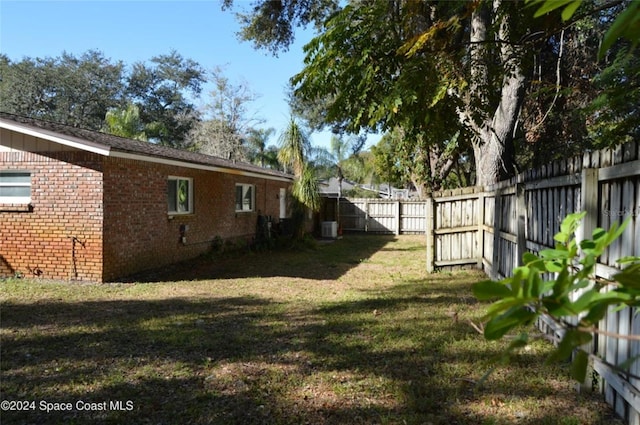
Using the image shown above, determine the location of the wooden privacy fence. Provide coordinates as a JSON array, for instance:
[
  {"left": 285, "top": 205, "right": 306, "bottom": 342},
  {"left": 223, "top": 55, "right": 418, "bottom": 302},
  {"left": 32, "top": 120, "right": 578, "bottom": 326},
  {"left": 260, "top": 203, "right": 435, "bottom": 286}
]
[
  {"left": 339, "top": 140, "right": 640, "bottom": 424},
  {"left": 339, "top": 198, "right": 426, "bottom": 234},
  {"left": 430, "top": 141, "right": 640, "bottom": 425}
]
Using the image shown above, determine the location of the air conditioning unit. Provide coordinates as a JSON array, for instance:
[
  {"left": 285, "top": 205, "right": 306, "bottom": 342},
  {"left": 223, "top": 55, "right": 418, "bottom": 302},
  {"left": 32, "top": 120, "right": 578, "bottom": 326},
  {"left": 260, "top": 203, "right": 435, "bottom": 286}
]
[{"left": 321, "top": 221, "right": 338, "bottom": 238}]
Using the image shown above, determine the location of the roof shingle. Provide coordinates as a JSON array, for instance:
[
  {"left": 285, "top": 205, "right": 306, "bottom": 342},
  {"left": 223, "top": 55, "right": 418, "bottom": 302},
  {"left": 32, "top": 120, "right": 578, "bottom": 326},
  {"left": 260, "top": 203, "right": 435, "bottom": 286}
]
[{"left": 0, "top": 112, "right": 292, "bottom": 180}]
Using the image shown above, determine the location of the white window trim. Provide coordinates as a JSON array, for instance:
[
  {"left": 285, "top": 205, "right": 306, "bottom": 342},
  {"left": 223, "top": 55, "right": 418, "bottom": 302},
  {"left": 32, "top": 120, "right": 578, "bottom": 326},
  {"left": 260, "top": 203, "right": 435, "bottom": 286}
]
[
  {"left": 235, "top": 183, "right": 255, "bottom": 213},
  {"left": 167, "top": 176, "right": 193, "bottom": 215},
  {"left": 0, "top": 171, "right": 31, "bottom": 204}
]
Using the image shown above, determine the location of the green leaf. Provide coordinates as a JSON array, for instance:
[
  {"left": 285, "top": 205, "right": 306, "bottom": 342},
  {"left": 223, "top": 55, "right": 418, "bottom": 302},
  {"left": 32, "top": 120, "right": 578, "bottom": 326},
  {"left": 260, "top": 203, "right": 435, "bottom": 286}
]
[
  {"left": 545, "top": 260, "right": 565, "bottom": 273},
  {"left": 532, "top": 0, "right": 576, "bottom": 18},
  {"left": 560, "top": 211, "right": 586, "bottom": 234},
  {"left": 513, "top": 266, "right": 531, "bottom": 281},
  {"left": 551, "top": 267, "right": 572, "bottom": 298},
  {"left": 591, "top": 228, "right": 606, "bottom": 242},
  {"left": 613, "top": 266, "right": 640, "bottom": 289},
  {"left": 580, "top": 239, "right": 597, "bottom": 255},
  {"left": 568, "top": 278, "right": 592, "bottom": 293},
  {"left": 541, "top": 248, "right": 570, "bottom": 273},
  {"left": 561, "top": 0, "right": 582, "bottom": 21},
  {"left": 571, "top": 350, "right": 589, "bottom": 382},
  {"left": 527, "top": 268, "right": 545, "bottom": 298},
  {"left": 554, "top": 232, "right": 570, "bottom": 244},
  {"left": 546, "top": 300, "right": 579, "bottom": 317},
  {"left": 547, "top": 329, "right": 592, "bottom": 363},
  {"left": 568, "top": 239, "right": 579, "bottom": 258},
  {"left": 540, "top": 248, "right": 570, "bottom": 260},
  {"left": 472, "top": 280, "right": 513, "bottom": 300},
  {"left": 579, "top": 254, "right": 597, "bottom": 275},
  {"left": 606, "top": 218, "right": 630, "bottom": 245},
  {"left": 569, "top": 288, "right": 632, "bottom": 314},
  {"left": 523, "top": 252, "right": 542, "bottom": 266},
  {"left": 541, "top": 279, "right": 556, "bottom": 294},
  {"left": 485, "top": 296, "right": 529, "bottom": 318},
  {"left": 617, "top": 256, "right": 640, "bottom": 264},
  {"left": 582, "top": 303, "right": 609, "bottom": 325},
  {"left": 484, "top": 307, "right": 536, "bottom": 340},
  {"left": 599, "top": 2, "right": 640, "bottom": 58},
  {"left": 569, "top": 288, "right": 599, "bottom": 313}
]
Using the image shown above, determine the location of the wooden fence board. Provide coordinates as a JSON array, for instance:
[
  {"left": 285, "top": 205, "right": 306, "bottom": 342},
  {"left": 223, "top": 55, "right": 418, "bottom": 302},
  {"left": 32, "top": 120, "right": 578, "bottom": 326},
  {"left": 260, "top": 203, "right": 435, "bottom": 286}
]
[{"left": 338, "top": 141, "right": 639, "bottom": 424}]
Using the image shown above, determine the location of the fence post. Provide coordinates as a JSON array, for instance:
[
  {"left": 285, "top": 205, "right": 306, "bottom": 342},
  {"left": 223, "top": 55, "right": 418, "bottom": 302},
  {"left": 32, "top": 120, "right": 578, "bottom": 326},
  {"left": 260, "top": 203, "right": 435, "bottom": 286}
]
[
  {"left": 578, "top": 168, "right": 598, "bottom": 244},
  {"left": 577, "top": 167, "right": 599, "bottom": 393},
  {"left": 516, "top": 182, "right": 527, "bottom": 267},
  {"left": 395, "top": 200, "right": 401, "bottom": 235},
  {"left": 492, "top": 188, "right": 503, "bottom": 280},
  {"left": 426, "top": 197, "right": 435, "bottom": 273},
  {"left": 476, "top": 191, "right": 485, "bottom": 270},
  {"left": 364, "top": 199, "right": 369, "bottom": 232}
]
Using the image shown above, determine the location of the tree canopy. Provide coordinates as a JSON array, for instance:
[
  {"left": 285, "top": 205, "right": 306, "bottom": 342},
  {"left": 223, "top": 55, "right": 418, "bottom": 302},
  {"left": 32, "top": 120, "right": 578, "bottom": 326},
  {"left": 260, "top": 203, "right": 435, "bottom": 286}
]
[
  {"left": 0, "top": 50, "right": 206, "bottom": 149},
  {"left": 0, "top": 50, "right": 126, "bottom": 130},
  {"left": 127, "top": 50, "right": 206, "bottom": 147},
  {"left": 226, "top": 0, "right": 640, "bottom": 189},
  {"left": 2, "top": 2, "right": 637, "bottom": 191}
]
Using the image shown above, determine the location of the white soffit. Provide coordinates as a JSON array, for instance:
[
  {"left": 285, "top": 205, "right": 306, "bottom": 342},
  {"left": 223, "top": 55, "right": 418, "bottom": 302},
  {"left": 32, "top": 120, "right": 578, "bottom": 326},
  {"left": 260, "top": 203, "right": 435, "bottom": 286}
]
[{"left": 0, "top": 119, "right": 111, "bottom": 156}]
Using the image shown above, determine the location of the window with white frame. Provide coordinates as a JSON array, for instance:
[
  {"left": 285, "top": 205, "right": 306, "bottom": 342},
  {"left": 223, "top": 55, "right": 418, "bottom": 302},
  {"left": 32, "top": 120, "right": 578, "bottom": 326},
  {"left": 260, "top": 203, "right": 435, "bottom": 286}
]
[
  {"left": 235, "top": 183, "right": 254, "bottom": 212},
  {"left": 0, "top": 171, "right": 31, "bottom": 204},
  {"left": 167, "top": 176, "right": 193, "bottom": 214}
]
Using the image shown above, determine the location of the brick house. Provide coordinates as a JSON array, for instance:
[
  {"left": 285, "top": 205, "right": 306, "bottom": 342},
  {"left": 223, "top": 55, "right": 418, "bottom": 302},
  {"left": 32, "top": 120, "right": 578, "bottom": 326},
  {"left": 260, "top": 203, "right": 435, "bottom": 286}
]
[{"left": 0, "top": 112, "right": 293, "bottom": 282}]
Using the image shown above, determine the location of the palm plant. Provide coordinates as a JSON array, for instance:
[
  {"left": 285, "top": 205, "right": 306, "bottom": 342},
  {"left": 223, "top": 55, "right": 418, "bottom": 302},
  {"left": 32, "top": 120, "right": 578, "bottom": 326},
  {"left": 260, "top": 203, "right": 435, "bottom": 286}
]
[
  {"left": 246, "top": 127, "right": 279, "bottom": 168},
  {"left": 103, "top": 103, "right": 147, "bottom": 141},
  {"left": 277, "top": 117, "right": 310, "bottom": 176},
  {"left": 278, "top": 117, "right": 321, "bottom": 238}
]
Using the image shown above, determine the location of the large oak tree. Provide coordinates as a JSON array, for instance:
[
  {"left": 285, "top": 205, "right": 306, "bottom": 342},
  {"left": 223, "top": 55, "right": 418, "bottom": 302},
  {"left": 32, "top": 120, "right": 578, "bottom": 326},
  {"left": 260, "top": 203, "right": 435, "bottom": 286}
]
[
  {"left": 227, "top": 0, "right": 638, "bottom": 187},
  {"left": 0, "top": 50, "right": 126, "bottom": 130},
  {"left": 0, "top": 50, "right": 206, "bottom": 149}
]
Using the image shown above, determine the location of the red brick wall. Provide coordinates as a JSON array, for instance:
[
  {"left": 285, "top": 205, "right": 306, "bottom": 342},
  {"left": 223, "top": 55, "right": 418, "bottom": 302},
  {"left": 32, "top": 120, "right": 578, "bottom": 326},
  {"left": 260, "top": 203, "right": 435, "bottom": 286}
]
[
  {"left": 0, "top": 151, "right": 104, "bottom": 281},
  {"left": 2, "top": 149, "right": 290, "bottom": 282},
  {"left": 102, "top": 157, "right": 290, "bottom": 281}
]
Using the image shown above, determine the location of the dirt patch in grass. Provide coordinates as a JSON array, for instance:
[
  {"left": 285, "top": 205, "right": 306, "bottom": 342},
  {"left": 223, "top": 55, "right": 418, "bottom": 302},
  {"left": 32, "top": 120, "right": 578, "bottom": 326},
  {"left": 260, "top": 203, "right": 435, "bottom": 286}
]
[{"left": 0, "top": 235, "right": 623, "bottom": 424}]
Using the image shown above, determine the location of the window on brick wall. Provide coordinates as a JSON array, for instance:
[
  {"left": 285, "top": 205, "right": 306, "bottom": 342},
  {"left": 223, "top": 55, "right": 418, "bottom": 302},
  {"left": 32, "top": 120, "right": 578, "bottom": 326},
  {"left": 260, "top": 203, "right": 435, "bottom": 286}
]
[
  {"left": 0, "top": 171, "right": 31, "bottom": 204},
  {"left": 167, "top": 176, "right": 193, "bottom": 214},
  {"left": 235, "top": 183, "right": 254, "bottom": 212}
]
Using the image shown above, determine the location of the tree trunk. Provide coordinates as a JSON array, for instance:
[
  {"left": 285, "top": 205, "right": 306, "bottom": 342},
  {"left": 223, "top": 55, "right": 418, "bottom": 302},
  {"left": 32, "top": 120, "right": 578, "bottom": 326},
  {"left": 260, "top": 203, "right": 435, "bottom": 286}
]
[
  {"left": 473, "top": 67, "right": 524, "bottom": 185},
  {"left": 465, "top": 0, "right": 526, "bottom": 187}
]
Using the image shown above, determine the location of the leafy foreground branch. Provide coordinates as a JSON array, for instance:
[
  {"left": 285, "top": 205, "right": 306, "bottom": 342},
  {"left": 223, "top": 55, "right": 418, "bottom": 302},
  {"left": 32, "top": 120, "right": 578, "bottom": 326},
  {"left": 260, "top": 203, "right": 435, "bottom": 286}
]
[{"left": 473, "top": 211, "right": 640, "bottom": 383}]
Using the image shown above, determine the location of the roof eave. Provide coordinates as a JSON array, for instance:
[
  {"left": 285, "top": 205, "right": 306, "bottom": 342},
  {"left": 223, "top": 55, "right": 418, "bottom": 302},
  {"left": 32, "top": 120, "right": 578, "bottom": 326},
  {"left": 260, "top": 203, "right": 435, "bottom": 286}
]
[
  {"left": 0, "top": 119, "right": 111, "bottom": 156},
  {"left": 1, "top": 118, "right": 293, "bottom": 182},
  {"left": 111, "top": 150, "right": 293, "bottom": 182}
]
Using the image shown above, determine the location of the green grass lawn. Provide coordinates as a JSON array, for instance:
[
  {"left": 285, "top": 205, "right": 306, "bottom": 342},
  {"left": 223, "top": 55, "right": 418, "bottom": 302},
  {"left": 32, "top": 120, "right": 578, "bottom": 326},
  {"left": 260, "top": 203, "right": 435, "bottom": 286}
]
[{"left": 0, "top": 235, "right": 622, "bottom": 424}]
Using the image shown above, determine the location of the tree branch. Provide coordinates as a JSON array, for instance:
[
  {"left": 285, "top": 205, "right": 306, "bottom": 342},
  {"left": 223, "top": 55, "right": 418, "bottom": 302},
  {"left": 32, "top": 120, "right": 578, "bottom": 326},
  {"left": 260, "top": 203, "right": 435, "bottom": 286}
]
[
  {"left": 578, "top": 325, "right": 640, "bottom": 341},
  {"left": 528, "top": 29, "right": 564, "bottom": 133}
]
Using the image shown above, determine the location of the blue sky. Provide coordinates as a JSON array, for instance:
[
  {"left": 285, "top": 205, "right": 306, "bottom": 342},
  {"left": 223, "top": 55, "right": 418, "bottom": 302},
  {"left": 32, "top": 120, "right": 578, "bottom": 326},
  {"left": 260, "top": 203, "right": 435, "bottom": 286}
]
[{"left": 0, "top": 0, "right": 376, "bottom": 150}]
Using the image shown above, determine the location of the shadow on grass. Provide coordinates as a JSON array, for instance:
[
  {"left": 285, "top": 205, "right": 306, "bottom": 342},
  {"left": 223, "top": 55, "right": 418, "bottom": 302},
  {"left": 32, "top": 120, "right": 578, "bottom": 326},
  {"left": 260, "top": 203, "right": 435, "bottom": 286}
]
[
  {"left": 1, "top": 240, "right": 622, "bottom": 425},
  {"left": 118, "top": 234, "right": 396, "bottom": 283}
]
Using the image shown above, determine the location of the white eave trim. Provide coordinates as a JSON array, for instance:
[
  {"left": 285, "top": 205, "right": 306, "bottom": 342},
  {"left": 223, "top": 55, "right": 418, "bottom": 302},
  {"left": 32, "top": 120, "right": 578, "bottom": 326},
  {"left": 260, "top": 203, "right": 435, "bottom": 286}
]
[
  {"left": 1, "top": 119, "right": 292, "bottom": 183},
  {"left": 0, "top": 119, "right": 112, "bottom": 156},
  {"left": 110, "top": 151, "right": 292, "bottom": 182}
]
